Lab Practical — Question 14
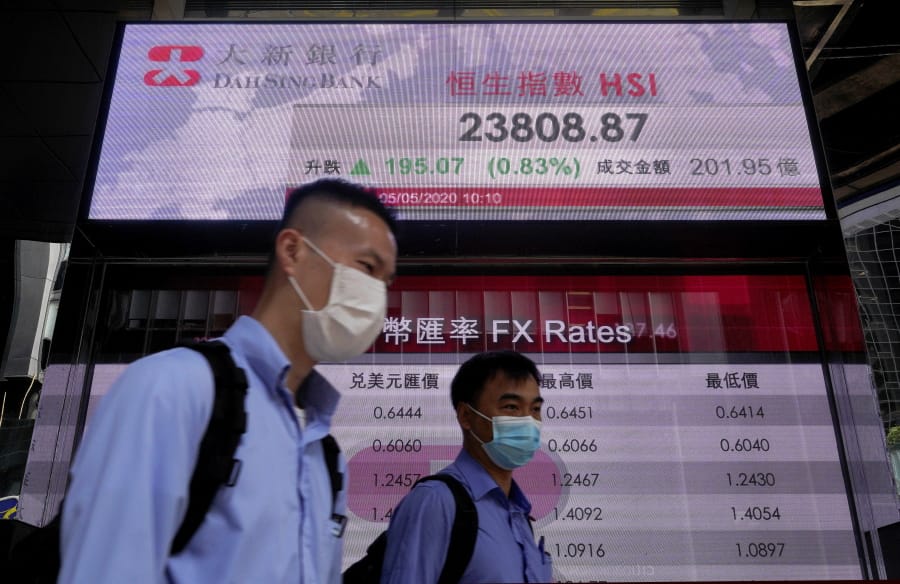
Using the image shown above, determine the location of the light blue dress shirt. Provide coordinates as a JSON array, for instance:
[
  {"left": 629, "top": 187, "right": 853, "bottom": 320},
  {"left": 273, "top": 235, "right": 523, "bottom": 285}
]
[
  {"left": 381, "top": 449, "right": 553, "bottom": 583},
  {"left": 59, "top": 316, "right": 347, "bottom": 584}
]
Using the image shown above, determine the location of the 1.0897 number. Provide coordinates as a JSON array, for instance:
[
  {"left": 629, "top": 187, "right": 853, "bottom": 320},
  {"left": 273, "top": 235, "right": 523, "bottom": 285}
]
[{"left": 736, "top": 542, "right": 785, "bottom": 558}]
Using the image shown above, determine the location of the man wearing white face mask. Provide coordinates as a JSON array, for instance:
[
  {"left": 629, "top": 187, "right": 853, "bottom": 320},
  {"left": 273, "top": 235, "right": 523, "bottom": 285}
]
[
  {"left": 59, "top": 179, "right": 397, "bottom": 584},
  {"left": 381, "top": 351, "right": 553, "bottom": 583}
]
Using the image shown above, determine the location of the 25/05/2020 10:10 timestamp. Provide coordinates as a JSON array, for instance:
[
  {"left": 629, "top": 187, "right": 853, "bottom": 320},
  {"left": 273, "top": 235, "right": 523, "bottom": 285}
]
[{"left": 377, "top": 190, "right": 503, "bottom": 206}]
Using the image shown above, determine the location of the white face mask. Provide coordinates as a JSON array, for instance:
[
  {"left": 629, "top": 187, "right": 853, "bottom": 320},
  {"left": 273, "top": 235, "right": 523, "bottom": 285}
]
[{"left": 287, "top": 237, "right": 387, "bottom": 362}]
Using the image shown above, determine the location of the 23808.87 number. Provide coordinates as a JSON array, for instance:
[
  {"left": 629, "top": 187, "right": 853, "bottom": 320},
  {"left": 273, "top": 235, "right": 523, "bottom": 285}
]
[{"left": 458, "top": 112, "right": 648, "bottom": 143}]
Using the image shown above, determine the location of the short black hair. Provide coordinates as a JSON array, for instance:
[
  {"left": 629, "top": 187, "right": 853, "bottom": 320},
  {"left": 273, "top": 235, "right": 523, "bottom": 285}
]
[
  {"left": 450, "top": 351, "right": 541, "bottom": 409},
  {"left": 279, "top": 178, "right": 398, "bottom": 236},
  {"left": 267, "top": 178, "right": 398, "bottom": 269}
]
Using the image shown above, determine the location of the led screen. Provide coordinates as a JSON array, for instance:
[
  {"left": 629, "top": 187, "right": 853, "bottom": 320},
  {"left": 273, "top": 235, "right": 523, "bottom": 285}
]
[
  {"left": 88, "top": 23, "right": 826, "bottom": 221},
  {"left": 84, "top": 274, "right": 864, "bottom": 581}
]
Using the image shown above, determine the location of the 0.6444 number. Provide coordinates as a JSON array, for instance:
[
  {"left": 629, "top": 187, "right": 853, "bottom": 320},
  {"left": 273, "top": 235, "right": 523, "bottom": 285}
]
[{"left": 372, "top": 406, "right": 422, "bottom": 421}]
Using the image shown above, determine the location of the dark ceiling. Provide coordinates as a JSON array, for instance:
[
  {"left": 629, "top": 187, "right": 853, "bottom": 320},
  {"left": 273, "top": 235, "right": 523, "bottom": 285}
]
[{"left": 0, "top": 0, "right": 897, "bottom": 242}]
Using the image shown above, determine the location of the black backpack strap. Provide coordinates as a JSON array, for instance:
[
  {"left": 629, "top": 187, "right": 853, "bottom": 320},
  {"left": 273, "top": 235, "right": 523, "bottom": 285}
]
[
  {"left": 341, "top": 530, "right": 388, "bottom": 583},
  {"left": 416, "top": 474, "right": 479, "bottom": 584},
  {"left": 170, "top": 341, "right": 248, "bottom": 555},
  {"left": 342, "top": 474, "right": 478, "bottom": 584},
  {"left": 7, "top": 516, "right": 59, "bottom": 584},
  {"left": 321, "top": 433, "right": 347, "bottom": 537},
  {"left": 321, "top": 434, "right": 343, "bottom": 508}
]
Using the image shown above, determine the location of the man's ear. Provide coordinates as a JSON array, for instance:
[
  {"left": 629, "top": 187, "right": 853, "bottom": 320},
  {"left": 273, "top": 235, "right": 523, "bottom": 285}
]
[
  {"left": 457, "top": 402, "right": 473, "bottom": 431},
  {"left": 274, "top": 228, "right": 305, "bottom": 276}
]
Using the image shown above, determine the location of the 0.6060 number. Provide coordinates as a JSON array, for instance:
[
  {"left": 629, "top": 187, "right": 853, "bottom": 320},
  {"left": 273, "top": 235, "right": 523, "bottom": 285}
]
[{"left": 371, "top": 438, "right": 422, "bottom": 453}]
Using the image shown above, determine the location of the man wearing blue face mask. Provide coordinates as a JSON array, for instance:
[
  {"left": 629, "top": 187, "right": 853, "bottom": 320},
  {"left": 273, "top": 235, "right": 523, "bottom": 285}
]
[
  {"left": 58, "top": 178, "right": 397, "bottom": 584},
  {"left": 380, "top": 351, "right": 553, "bottom": 583}
]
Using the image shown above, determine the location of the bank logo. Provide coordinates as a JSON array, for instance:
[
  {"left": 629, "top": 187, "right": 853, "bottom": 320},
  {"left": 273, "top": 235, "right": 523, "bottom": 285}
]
[{"left": 144, "top": 45, "right": 204, "bottom": 86}]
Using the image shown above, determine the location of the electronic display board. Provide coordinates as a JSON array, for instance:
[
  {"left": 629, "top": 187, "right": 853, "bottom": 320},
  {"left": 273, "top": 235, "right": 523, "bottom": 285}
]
[
  {"left": 83, "top": 274, "right": 864, "bottom": 581},
  {"left": 88, "top": 22, "right": 826, "bottom": 221}
]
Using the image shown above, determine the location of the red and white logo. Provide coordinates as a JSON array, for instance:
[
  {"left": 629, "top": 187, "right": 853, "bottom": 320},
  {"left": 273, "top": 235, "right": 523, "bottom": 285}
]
[{"left": 144, "top": 45, "right": 203, "bottom": 87}]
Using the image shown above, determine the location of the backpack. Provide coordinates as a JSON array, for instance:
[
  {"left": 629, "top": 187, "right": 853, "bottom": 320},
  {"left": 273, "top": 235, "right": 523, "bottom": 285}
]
[
  {"left": 6, "top": 340, "right": 343, "bottom": 583},
  {"left": 343, "top": 474, "right": 478, "bottom": 584}
]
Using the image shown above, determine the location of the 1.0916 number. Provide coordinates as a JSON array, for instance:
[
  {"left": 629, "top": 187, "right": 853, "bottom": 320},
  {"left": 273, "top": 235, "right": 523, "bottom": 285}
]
[{"left": 553, "top": 542, "right": 606, "bottom": 559}]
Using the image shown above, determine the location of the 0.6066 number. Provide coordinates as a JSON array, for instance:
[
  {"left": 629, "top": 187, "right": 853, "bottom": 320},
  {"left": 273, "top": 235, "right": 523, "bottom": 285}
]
[{"left": 547, "top": 438, "right": 598, "bottom": 453}]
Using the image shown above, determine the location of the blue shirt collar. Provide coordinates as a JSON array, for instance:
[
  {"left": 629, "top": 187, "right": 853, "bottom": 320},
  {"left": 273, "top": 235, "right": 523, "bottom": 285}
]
[
  {"left": 224, "top": 316, "right": 291, "bottom": 392},
  {"left": 223, "top": 316, "right": 340, "bottom": 430},
  {"left": 296, "top": 369, "right": 340, "bottom": 430},
  {"left": 454, "top": 449, "right": 533, "bottom": 514}
]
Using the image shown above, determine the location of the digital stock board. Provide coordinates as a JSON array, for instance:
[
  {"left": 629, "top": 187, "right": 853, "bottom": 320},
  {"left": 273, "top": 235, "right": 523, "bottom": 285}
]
[
  {"left": 88, "top": 22, "right": 825, "bottom": 221},
  {"left": 82, "top": 274, "right": 868, "bottom": 581},
  {"left": 68, "top": 19, "right": 884, "bottom": 582}
]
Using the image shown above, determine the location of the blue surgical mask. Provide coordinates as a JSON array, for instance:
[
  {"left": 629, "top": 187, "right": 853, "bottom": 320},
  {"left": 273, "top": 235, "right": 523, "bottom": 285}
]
[{"left": 466, "top": 404, "right": 542, "bottom": 470}]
